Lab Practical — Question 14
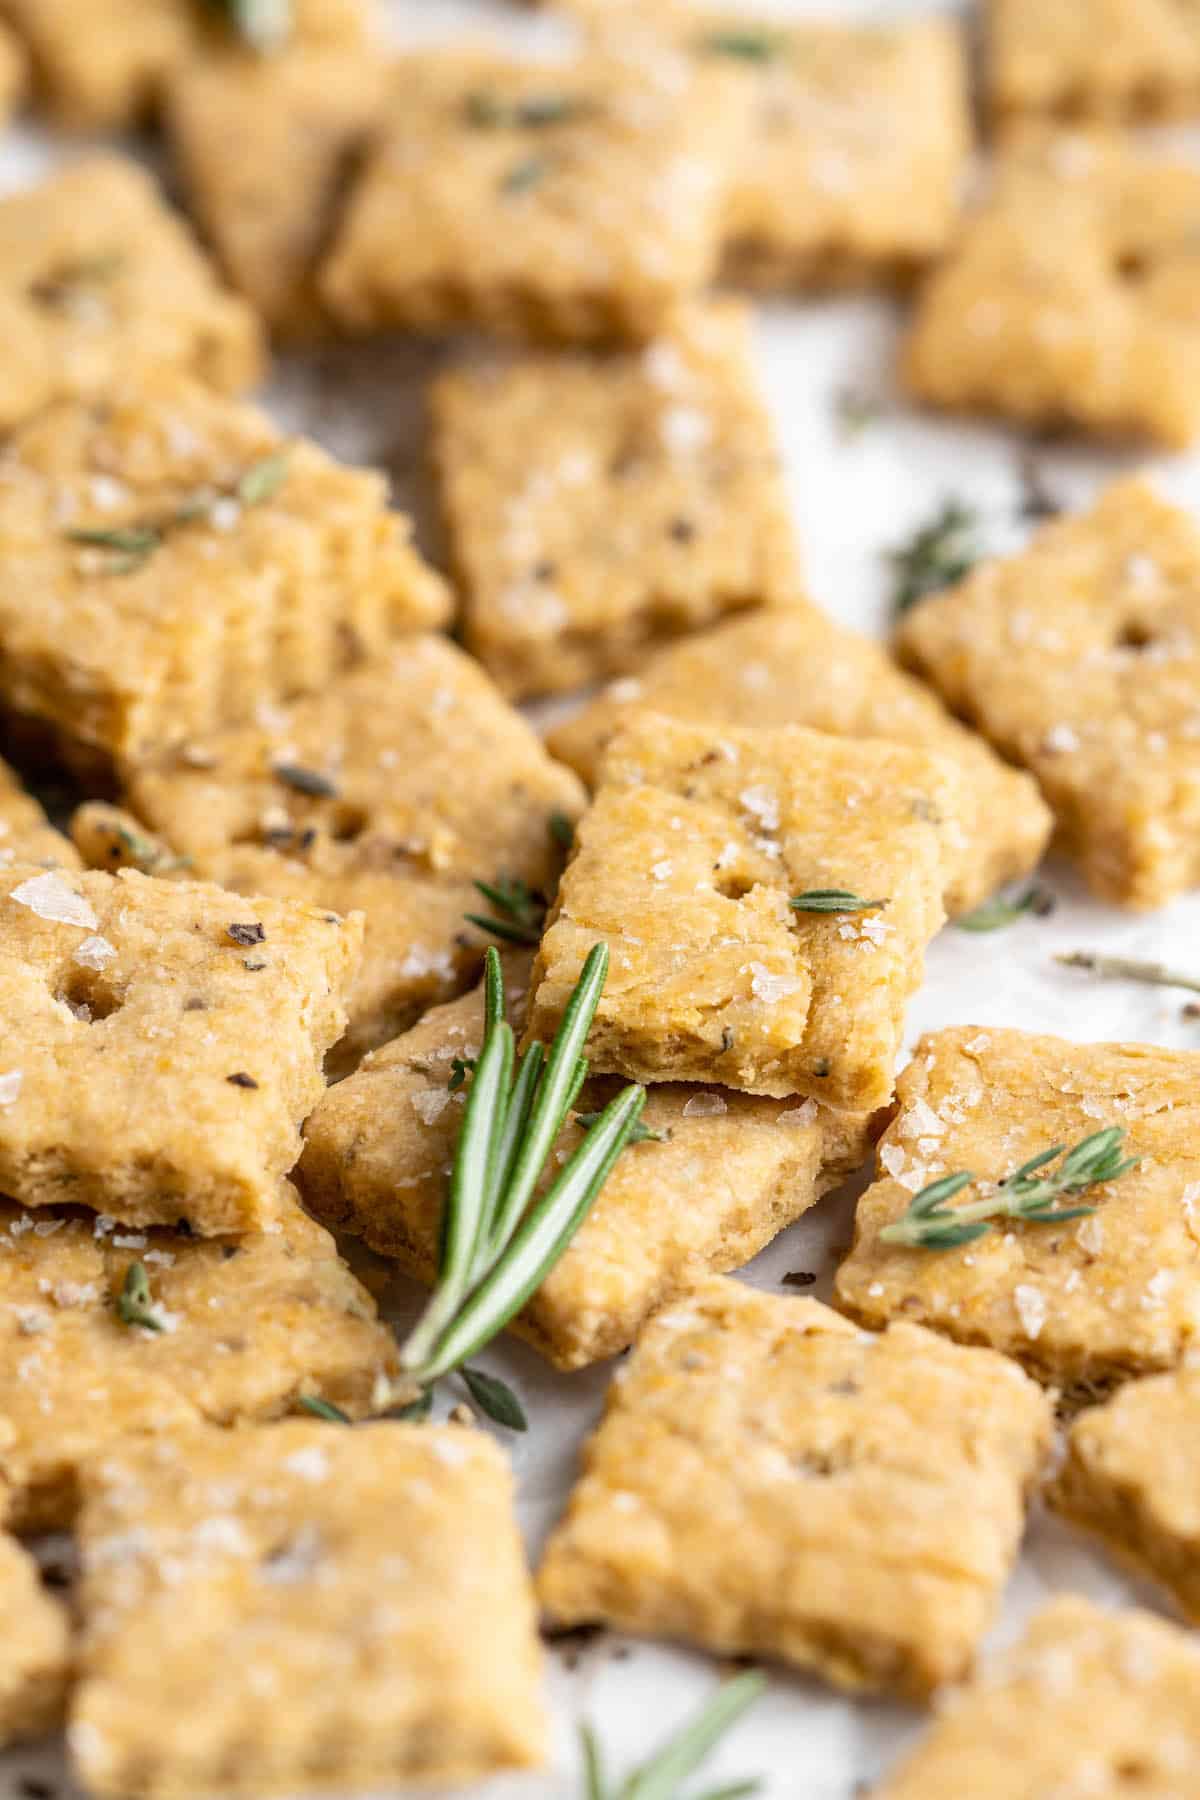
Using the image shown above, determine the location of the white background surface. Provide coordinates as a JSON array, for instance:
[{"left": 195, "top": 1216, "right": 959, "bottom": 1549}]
[{"left": 5, "top": 1, "right": 1200, "bottom": 1796}]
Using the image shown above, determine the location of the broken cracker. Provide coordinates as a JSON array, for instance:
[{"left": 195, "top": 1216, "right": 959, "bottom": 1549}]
[
  {"left": 297, "top": 961, "right": 872, "bottom": 1369},
  {"left": 71, "top": 1420, "right": 545, "bottom": 1797},
  {"left": 549, "top": 606, "right": 1052, "bottom": 916},
  {"left": 0, "top": 863, "right": 361, "bottom": 1235},
  {"left": 430, "top": 303, "right": 803, "bottom": 699},
  {"left": 896, "top": 477, "right": 1200, "bottom": 910},
  {"left": 538, "top": 1277, "right": 1051, "bottom": 1697},
  {"left": 835, "top": 1026, "right": 1200, "bottom": 1398},
  {"left": 0, "top": 1194, "right": 397, "bottom": 1531},
  {"left": 526, "top": 712, "right": 963, "bottom": 1111}
]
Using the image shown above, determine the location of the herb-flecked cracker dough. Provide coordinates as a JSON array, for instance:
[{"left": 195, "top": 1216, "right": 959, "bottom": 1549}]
[
  {"left": 896, "top": 479, "right": 1200, "bottom": 910},
  {"left": 0, "top": 864, "right": 361, "bottom": 1236},
  {"left": 538, "top": 1278, "right": 1051, "bottom": 1697},
  {"left": 0, "top": 156, "right": 262, "bottom": 434},
  {"left": 903, "top": 131, "right": 1200, "bottom": 447},
  {"left": 72, "top": 1421, "right": 546, "bottom": 1798},
  {"left": 0, "top": 1531, "right": 70, "bottom": 1745},
  {"left": 119, "top": 638, "right": 585, "bottom": 1068},
  {"left": 0, "top": 0, "right": 375, "bottom": 128},
  {"left": 987, "top": 0, "right": 1200, "bottom": 130},
  {"left": 166, "top": 45, "right": 389, "bottom": 339},
  {"left": 320, "top": 46, "right": 747, "bottom": 344},
  {"left": 0, "top": 371, "right": 450, "bottom": 769},
  {"left": 835, "top": 1027, "right": 1200, "bottom": 1397},
  {"left": 872, "top": 1597, "right": 1200, "bottom": 1798},
  {"left": 0, "top": 1195, "right": 397, "bottom": 1532},
  {"left": 684, "top": 12, "right": 969, "bottom": 289},
  {"left": 431, "top": 304, "right": 803, "bottom": 700},
  {"left": 549, "top": 606, "right": 1052, "bottom": 915},
  {"left": 1051, "top": 1366, "right": 1200, "bottom": 1619},
  {"left": 525, "top": 713, "right": 964, "bottom": 1111},
  {"left": 297, "top": 962, "right": 872, "bottom": 1369}
]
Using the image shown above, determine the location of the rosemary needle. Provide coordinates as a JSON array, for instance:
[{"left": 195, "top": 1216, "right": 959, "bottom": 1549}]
[
  {"left": 581, "top": 1671, "right": 766, "bottom": 1800},
  {"left": 1056, "top": 951, "right": 1200, "bottom": 995},
  {"left": 465, "top": 877, "right": 545, "bottom": 946},
  {"left": 789, "top": 889, "right": 886, "bottom": 915}
]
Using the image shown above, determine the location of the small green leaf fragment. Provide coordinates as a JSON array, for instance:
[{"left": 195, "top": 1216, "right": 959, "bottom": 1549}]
[
  {"left": 117, "top": 1261, "right": 165, "bottom": 1332},
  {"left": 298, "top": 1396, "right": 350, "bottom": 1424},
  {"left": 237, "top": 451, "right": 290, "bottom": 508},
  {"left": 461, "top": 1365, "right": 528, "bottom": 1431},
  {"left": 956, "top": 884, "right": 1056, "bottom": 932}
]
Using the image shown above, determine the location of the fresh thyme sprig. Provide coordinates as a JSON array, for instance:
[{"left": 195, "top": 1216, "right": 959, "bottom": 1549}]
[
  {"left": 889, "top": 499, "right": 980, "bottom": 616},
  {"left": 1055, "top": 951, "right": 1200, "bottom": 995},
  {"left": 66, "top": 451, "right": 290, "bottom": 576},
  {"left": 116, "top": 1262, "right": 165, "bottom": 1332},
  {"left": 789, "top": 890, "right": 886, "bottom": 915},
  {"left": 956, "top": 883, "right": 1056, "bottom": 932},
  {"left": 880, "top": 1127, "right": 1137, "bottom": 1250},
  {"left": 581, "top": 1671, "right": 765, "bottom": 1800},
  {"left": 465, "top": 878, "right": 546, "bottom": 946},
  {"left": 204, "top": 0, "right": 291, "bottom": 51},
  {"left": 396, "top": 945, "right": 645, "bottom": 1401}
]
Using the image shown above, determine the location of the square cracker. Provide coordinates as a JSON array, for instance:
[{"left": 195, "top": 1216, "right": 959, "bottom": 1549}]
[
  {"left": 0, "top": 156, "right": 262, "bottom": 434},
  {"left": 0, "top": 863, "right": 361, "bottom": 1235},
  {"left": 0, "top": 370, "right": 449, "bottom": 769},
  {"left": 0, "top": 1531, "right": 70, "bottom": 1745},
  {"left": 987, "top": 0, "right": 1200, "bottom": 130},
  {"left": 166, "top": 45, "right": 389, "bottom": 339},
  {"left": 320, "top": 46, "right": 746, "bottom": 344},
  {"left": 538, "top": 1277, "right": 1050, "bottom": 1697},
  {"left": 896, "top": 478, "right": 1200, "bottom": 909},
  {"left": 525, "top": 713, "right": 963, "bottom": 1111},
  {"left": 683, "top": 12, "right": 969, "bottom": 288},
  {"left": 72, "top": 1421, "right": 546, "bottom": 1797},
  {"left": 1051, "top": 1365, "right": 1200, "bottom": 1619},
  {"left": 903, "top": 130, "right": 1200, "bottom": 448},
  {"left": 0, "top": 1194, "right": 397, "bottom": 1531},
  {"left": 297, "top": 960, "right": 872, "bottom": 1370},
  {"left": 430, "top": 304, "right": 803, "bottom": 699},
  {"left": 872, "top": 1598, "right": 1200, "bottom": 1797},
  {"left": 835, "top": 1026, "right": 1200, "bottom": 1398},
  {"left": 117, "top": 638, "right": 585, "bottom": 1069},
  {"left": 0, "top": 0, "right": 374, "bottom": 128},
  {"left": 549, "top": 606, "right": 1052, "bottom": 915}
]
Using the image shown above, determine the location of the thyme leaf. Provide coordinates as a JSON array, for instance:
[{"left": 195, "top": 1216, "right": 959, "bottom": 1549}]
[
  {"left": 889, "top": 499, "right": 980, "bottom": 616},
  {"left": 789, "top": 889, "right": 886, "bottom": 914},
  {"left": 956, "top": 883, "right": 1056, "bottom": 932},
  {"left": 582, "top": 1671, "right": 766, "bottom": 1800},
  {"left": 1056, "top": 951, "right": 1200, "bottom": 995},
  {"left": 880, "top": 1126, "right": 1137, "bottom": 1251},
  {"left": 116, "top": 1262, "right": 166, "bottom": 1333},
  {"left": 461, "top": 1365, "right": 527, "bottom": 1431}
]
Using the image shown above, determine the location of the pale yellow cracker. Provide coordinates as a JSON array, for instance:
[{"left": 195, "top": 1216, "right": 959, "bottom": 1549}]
[
  {"left": 988, "top": 0, "right": 1200, "bottom": 129},
  {"left": 0, "top": 1194, "right": 396, "bottom": 1531},
  {"left": 298, "top": 961, "right": 872, "bottom": 1369},
  {"left": 538, "top": 1277, "right": 1050, "bottom": 1697},
  {"left": 0, "top": 863, "right": 360, "bottom": 1236},
  {"left": 872, "top": 1598, "right": 1200, "bottom": 1797},
  {"left": 431, "top": 304, "right": 803, "bottom": 699},
  {"left": 321, "top": 46, "right": 746, "bottom": 344},
  {"left": 0, "top": 1531, "right": 70, "bottom": 1744},
  {"left": 685, "top": 12, "right": 969, "bottom": 288},
  {"left": 526, "top": 713, "right": 962, "bottom": 1111},
  {"left": 1052, "top": 1366, "right": 1200, "bottom": 1619},
  {"left": 550, "top": 606, "right": 1052, "bottom": 916},
  {"left": 0, "top": 0, "right": 375, "bottom": 128},
  {"left": 114, "top": 639, "right": 584, "bottom": 1068},
  {"left": 903, "top": 130, "right": 1200, "bottom": 447},
  {"left": 0, "top": 370, "right": 449, "bottom": 769},
  {"left": 0, "top": 156, "right": 261, "bottom": 434},
  {"left": 72, "top": 1421, "right": 545, "bottom": 1798},
  {"left": 166, "top": 45, "right": 389, "bottom": 338},
  {"left": 896, "top": 478, "right": 1200, "bottom": 909},
  {"left": 835, "top": 1027, "right": 1200, "bottom": 1398}
]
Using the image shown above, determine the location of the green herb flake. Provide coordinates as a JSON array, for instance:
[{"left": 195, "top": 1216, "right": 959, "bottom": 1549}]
[
  {"left": 461, "top": 1365, "right": 528, "bottom": 1431},
  {"left": 466, "top": 91, "right": 588, "bottom": 130},
  {"left": 789, "top": 889, "right": 887, "bottom": 915},
  {"left": 273, "top": 764, "right": 339, "bottom": 799},
  {"left": 448, "top": 1054, "right": 477, "bottom": 1093},
  {"left": 500, "top": 156, "right": 551, "bottom": 196},
  {"left": 298, "top": 1396, "right": 351, "bottom": 1424},
  {"left": 1055, "top": 951, "right": 1200, "bottom": 995},
  {"left": 956, "top": 883, "right": 1056, "bottom": 933},
  {"left": 117, "top": 1261, "right": 166, "bottom": 1333},
  {"left": 465, "top": 877, "right": 546, "bottom": 946},
  {"left": 696, "top": 27, "right": 783, "bottom": 62},
  {"left": 576, "top": 1109, "right": 664, "bottom": 1146},
  {"left": 237, "top": 451, "right": 290, "bottom": 508},
  {"left": 889, "top": 499, "right": 980, "bottom": 617}
]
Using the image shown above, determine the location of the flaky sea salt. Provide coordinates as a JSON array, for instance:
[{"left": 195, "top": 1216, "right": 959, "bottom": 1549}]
[
  {"left": 10, "top": 872, "right": 98, "bottom": 930},
  {"left": 0, "top": 1070, "right": 22, "bottom": 1106},
  {"left": 283, "top": 1446, "right": 330, "bottom": 1483},
  {"left": 747, "top": 962, "right": 802, "bottom": 1004},
  {"left": 74, "top": 934, "right": 116, "bottom": 969},
  {"left": 739, "top": 786, "right": 780, "bottom": 832},
  {"left": 1014, "top": 1284, "right": 1047, "bottom": 1340},
  {"left": 900, "top": 1097, "right": 945, "bottom": 1140},
  {"left": 682, "top": 1093, "right": 727, "bottom": 1118},
  {"left": 1042, "top": 723, "right": 1080, "bottom": 755},
  {"left": 777, "top": 1100, "right": 819, "bottom": 1129},
  {"left": 411, "top": 1089, "right": 451, "bottom": 1127}
]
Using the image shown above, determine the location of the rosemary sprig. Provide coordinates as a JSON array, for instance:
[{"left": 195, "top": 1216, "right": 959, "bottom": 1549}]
[
  {"left": 465, "top": 878, "right": 546, "bottom": 946},
  {"left": 880, "top": 1127, "right": 1137, "bottom": 1251},
  {"left": 116, "top": 1262, "right": 165, "bottom": 1332},
  {"left": 577, "top": 1109, "right": 664, "bottom": 1146},
  {"left": 789, "top": 890, "right": 886, "bottom": 915},
  {"left": 1055, "top": 951, "right": 1200, "bottom": 995},
  {"left": 396, "top": 945, "right": 645, "bottom": 1395},
  {"left": 889, "top": 499, "right": 980, "bottom": 616},
  {"left": 204, "top": 0, "right": 291, "bottom": 51},
  {"left": 696, "top": 27, "right": 784, "bottom": 62},
  {"left": 581, "top": 1671, "right": 765, "bottom": 1800},
  {"left": 66, "top": 451, "right": 290, "bottom": 576},
  {"left": 956, "top": 883, "right": 1056, "bottom": 932}
]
